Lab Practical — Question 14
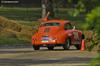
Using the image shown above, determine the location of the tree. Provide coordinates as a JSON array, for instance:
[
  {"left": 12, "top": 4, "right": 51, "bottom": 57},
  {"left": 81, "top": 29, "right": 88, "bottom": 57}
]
[{"left": 41, "top": 0, "right": 54, "bottom": 18}]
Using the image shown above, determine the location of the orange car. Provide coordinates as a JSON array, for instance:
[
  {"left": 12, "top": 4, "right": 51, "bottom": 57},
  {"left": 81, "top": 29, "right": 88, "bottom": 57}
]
[{"left": 32, "top": 19, "right": 84, "bottom": 50}]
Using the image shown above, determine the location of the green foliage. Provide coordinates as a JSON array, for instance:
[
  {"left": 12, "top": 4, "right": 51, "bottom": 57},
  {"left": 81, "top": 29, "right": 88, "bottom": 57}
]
[
  {"left": 0, "top": 37, "right": 29, "bottom": 44},
  {"left": 86, "top": 7, "right": 100, "bottom": 32},
  {"left": 86, "top": 7, "right": 100, "bottom": 22},
  {"left": 90, "top": 52, "right": 100, "bottom": 66},
  {"left": 0, "top": 7, "right": 41, "bottom": 21},
  {"left": 84, "top": 7, "right": 100, "bottom": 51}
]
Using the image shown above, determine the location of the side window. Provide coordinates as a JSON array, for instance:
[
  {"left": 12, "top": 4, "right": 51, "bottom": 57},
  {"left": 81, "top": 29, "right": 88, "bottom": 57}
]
[{"left": 64, "top": 23, "right": 73, "bottom": 30}]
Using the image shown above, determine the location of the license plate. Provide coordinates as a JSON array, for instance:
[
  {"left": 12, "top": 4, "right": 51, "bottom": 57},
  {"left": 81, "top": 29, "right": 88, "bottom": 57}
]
[
  {"left": 42, "top": 37, "right": 49, "bottom": 42},
  {"left": 42, "top": 40, "right": 48, "bottom": 42}
]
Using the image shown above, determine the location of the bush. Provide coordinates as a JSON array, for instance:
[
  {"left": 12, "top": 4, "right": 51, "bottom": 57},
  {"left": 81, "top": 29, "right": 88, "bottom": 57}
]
[
  {"left": 90, "top": 52, "right": 100, "bottom": 66},
  {"left": 0, "top": 16, "right": 39, "bottom": 44},
  {"left": 82, "top": 7, "right": 100, "bottom": 51},
  {"left": 0, "top": 16, "right": 22, "bottom": 32}
]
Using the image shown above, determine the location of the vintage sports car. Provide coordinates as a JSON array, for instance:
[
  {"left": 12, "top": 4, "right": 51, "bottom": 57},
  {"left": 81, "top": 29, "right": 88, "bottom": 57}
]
[{"left": 32, "top": 18, "right": 84, "bottom": 50}]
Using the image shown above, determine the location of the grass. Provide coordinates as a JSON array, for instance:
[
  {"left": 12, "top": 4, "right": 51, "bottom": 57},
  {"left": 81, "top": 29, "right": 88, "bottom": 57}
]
[
  {"left": 0, "top": 7, "right": 85, "bottom": 30},
  {"left": 0, "top": 7, "right": 41, "bottom": 21},
  {"left": 0, "top": 37, "right": 30, "bottom": 44},
  {"left": 0, "top": 7, "right": 85, "bottom": 22},
  {"left": 18, "top": 20, "right": 40, "bottom": 27},
  {"left": 0, "top": 16, "right": 35, "bottom": 44},
  {"left": 90, "top": 52, "right": 100, "bottom": 66}
]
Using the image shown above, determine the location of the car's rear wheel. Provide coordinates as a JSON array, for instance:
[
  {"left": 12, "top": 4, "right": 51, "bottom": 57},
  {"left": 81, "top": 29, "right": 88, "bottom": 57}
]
[
  {"left": 32, "top": 45, "right": 40, "bottom": 50},
  {"left": 47, "top": 46, "right": 54, "bottom": 50},
  {"left": 63, "top": 38, "right": 71, "bottom": 50},
  {"left": 75, "top": 35, "right": 84, "bottom": 50},
  {"left": 75, "top": 44, "right": 81, "bottom": 50}
]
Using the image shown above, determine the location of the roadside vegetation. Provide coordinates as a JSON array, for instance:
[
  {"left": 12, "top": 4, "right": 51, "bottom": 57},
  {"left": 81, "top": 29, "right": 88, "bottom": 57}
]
[
  {"left": 0, "top": 16, "right": 40, "bottom": 44},
  {"left": 85, "top": 7, "right": 100, "bottom": 66},
  {"left": 0, "top": 7, "right": 85, "bottom": 22},
  {"left": 0, "top": 7, "right": 41, "bottom": 21},
  {"left": 90, "top": 52, "right": 100, "bottom": 66}
]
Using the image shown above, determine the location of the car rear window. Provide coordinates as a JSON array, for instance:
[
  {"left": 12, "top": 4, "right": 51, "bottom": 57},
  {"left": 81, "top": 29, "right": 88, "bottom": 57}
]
[{"left": 43, "top": 22, "right": 60, "bottom": 26}]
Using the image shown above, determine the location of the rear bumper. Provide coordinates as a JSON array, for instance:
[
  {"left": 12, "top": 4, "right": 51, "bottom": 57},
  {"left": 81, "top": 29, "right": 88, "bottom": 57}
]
[
  {"left": 32, "top": 41, "right": 57, "bottom": 45},
  {"left": 32, "top": 40, "right": 64, "bottom": 46},
  {"left": 33, "top": 43, "right": 64, "bottom": 47}
]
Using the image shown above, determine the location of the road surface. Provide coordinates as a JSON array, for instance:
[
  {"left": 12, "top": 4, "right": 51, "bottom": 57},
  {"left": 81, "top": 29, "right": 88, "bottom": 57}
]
[{"left": 0, "top": 46, "right": 96, "bottom": 66}]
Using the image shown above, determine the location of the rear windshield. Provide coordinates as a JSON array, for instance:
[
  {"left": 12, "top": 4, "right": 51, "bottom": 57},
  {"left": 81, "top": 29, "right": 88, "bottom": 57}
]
[{"left": 42, "top": 22, "right": 60, "bottom": 26}]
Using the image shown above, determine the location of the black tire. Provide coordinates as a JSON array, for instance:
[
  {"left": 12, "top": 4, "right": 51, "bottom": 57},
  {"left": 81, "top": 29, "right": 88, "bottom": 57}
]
[
  {"left": 82, "top": 34, "right": 85, "bottom": 39},
  {"left": 63, "top": 38, "right": 71, "bottom": 50},
  {"left": 75, "top": 44, "right": 81, "bottom": 50},
  {"left": 47, "top": 46, "right": 54, "bottom": 50},
  {"left": 33, "top": 45, "right": 40, "bottom": 50}
]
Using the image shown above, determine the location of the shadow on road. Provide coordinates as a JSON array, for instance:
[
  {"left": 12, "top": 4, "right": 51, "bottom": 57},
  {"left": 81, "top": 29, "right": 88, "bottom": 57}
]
[
  {"left": 0, "top": 48, "right": 79, "bottom": 54},
  {"left": 0, "top": 57, "right": 91, "bottom": 66}
]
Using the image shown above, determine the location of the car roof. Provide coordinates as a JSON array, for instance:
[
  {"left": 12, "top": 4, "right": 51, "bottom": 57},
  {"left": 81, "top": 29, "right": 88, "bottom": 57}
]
[{"left": 44, "top": 19, "right": 70, "bottom": 24}]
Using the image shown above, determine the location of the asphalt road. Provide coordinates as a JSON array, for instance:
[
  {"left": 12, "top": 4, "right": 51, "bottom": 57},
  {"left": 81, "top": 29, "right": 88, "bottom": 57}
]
[{"left": 0, "top": 46, "right": 96, "bottom": 66}]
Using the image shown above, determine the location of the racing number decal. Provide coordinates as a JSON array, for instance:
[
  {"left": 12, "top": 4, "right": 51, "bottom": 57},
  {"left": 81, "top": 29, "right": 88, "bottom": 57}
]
[{"left": 73, "top": 32, "right": 79, "bottom": 40}]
